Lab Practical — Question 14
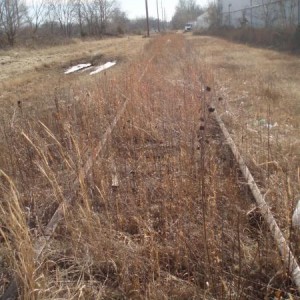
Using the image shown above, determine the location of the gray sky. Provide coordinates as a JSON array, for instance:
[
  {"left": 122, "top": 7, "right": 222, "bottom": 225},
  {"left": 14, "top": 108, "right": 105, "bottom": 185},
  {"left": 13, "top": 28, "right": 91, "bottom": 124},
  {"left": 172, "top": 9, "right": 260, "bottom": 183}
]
[{"left": 119, "top": 0, "right": 209, "bottom": 21}]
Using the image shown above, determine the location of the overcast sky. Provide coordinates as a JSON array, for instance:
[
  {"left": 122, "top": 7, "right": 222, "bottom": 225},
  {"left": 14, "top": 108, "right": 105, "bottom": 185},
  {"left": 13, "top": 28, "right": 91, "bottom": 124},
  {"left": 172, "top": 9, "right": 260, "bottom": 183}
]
[{"left": 119, "top": 0, "right": 210, "bottom": 21}]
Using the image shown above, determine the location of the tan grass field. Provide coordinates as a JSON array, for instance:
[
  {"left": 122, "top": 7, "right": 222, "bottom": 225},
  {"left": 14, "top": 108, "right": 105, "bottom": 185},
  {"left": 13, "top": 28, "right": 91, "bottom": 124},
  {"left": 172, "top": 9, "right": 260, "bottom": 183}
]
[
  {"left": 0, "top": 36, "right": 147, "bottom": 109},
  {"left": 188, "top": 35, "right": 300, "bottom": 231},
  {"left": 0, "top": 34, "right": 299, "bottom": 299}
]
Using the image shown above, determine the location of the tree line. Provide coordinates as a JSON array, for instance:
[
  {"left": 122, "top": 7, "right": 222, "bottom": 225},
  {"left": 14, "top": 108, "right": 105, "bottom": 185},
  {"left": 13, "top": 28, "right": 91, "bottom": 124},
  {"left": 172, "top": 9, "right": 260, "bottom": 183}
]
[
  {"left": 0, "top": 0, "right": 204, "bottom": 47},
  {"left": 0, "top": 0, "right": 130, "bottom": 46}
]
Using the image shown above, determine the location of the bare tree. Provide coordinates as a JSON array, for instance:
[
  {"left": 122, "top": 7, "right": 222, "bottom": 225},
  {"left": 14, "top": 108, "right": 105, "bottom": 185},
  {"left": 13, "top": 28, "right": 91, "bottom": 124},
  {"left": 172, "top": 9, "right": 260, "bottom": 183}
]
[
  {"left": 0, "top": 1, "right": 4, "bottom": 39},
  {"left": 47, "top": 0, "right": 76, "bottom": 37},
  {"left": 93, "top": 0, "right": 118, "bottom": 34},
  {"left": 74, "top": 0, "right": 84, "bottom": 36},
  {"left": 0, "top": 0, "right": 27, "bottom": 45},
  {"left": 171, "top": 0, "right": 203, "bottom": 29},
  {"left": 287, "top": 0, "right": 298, "bottom": 26},
  {"left": 0, "top": 0, "right": 126, "bottom": 45},
  {"left": 107, "top": 7, "right": 128, "bottom": 34},
  {"left": 79, "top": 0, "right": 118, "bottom": 36},
  {"left": 206, "top": 2, "right": 222, "bottom": 29},
  {"left": 27, "top": 0, "right": 47, "bottom": 33},
  {"left": 80, "top": 1, "right": 97, "bottom": 35}
]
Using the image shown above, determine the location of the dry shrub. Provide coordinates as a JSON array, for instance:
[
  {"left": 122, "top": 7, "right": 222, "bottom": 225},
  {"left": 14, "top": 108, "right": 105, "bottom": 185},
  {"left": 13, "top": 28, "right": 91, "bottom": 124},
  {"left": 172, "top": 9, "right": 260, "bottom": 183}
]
[{"left": 196, "top": 27, "right": 299, "bottom": 50}]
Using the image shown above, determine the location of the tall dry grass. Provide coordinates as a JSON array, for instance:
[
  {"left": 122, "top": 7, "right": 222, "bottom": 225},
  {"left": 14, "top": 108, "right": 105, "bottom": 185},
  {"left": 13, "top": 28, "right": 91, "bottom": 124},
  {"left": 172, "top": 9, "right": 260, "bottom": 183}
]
[
  {"left": 189, "top": 33, "right": 300, "bottom": 289},
  {"left": 0, "top": 34, "right": 298, "bottom": 299}
]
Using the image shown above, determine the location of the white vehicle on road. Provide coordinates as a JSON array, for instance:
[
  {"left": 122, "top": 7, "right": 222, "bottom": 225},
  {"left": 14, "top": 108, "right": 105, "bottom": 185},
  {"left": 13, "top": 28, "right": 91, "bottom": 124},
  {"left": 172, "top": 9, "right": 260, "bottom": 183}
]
[{"left": 184, "top": 23, "right": 193, "bottom": 32}]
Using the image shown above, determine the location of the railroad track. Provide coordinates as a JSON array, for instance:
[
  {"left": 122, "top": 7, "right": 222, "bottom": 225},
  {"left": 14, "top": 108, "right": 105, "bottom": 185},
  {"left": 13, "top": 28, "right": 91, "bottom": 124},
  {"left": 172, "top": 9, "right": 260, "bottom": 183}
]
[
  {"left": 214, "top": 110, "right": 300, "bottom": 293},
  {"left": 1, "top": 35, "right": 299, "bottom": 299},
  {"left": 0, "top": 52, "right": 156, "bottom": 300}
]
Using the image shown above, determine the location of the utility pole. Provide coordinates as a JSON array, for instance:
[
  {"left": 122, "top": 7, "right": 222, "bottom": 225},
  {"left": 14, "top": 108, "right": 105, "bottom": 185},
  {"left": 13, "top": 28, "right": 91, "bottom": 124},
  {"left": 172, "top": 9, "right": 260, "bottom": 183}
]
[
  {"left": 145, "top": 0, "right": 150, "bottom": 37},
  {"left": 250, "top": 0, "right": 253, "bottom": 28},
  {"left": 156, "top": 0, "right": 160, "bottom": 32},
  {"left": 161, "top": 0, "right": 164, "bottom": 30},
  {"left": 298, "top": 0, "right": 300, "bottom": 26},
  {"left": 228, "top": 3, "right": 232, "bottom": 26}
]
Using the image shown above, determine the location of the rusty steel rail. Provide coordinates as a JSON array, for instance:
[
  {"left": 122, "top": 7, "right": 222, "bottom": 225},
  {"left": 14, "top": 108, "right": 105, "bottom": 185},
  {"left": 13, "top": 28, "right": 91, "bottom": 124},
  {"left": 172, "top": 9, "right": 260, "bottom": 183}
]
[
  {"left": 0, "top": 55, "right": 155, "bottom": 300},
  {"left": 213, "top": 110, "right": 300, "bottom": 293}
]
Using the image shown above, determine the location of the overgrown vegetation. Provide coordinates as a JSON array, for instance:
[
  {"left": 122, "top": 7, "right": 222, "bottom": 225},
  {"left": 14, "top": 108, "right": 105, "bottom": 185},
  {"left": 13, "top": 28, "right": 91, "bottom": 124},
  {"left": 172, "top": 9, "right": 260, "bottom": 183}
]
[
  {"left": 195, "top": 26, "right": 300, "bottom": 51},
  {"left": 0, "top": 33, "right": 299, "bottom": 299},
  {"left": 0, "top": 0, "right": 129, "bottom": 47}
]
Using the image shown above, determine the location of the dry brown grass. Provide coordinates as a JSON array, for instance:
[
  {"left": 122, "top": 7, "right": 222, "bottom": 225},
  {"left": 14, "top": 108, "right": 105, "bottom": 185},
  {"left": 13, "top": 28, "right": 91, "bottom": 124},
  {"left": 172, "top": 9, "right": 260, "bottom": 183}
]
[
  {"left": 0, "top": 36, "right": 147, "bottom": 111},
  {"left": 188, "top": 35, "right": 300, "bottom": 255},
  {"left": 0, "top": 34, "right": 299, "bottom": 299}
]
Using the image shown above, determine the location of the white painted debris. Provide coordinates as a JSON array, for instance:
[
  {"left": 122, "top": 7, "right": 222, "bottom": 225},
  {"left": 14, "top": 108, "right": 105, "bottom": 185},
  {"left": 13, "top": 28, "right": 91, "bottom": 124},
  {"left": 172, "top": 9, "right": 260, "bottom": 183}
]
[
  {"left": 254, "top": 119, "right": 278, "bottom": 129},
  {"left": 111, "top": 160, "right": 119, "bottom": 188},
  {"left": 90, "top": 61, "right": 117, "bottom": 75},
  {"left": 263, "top": 122, "right": 278, "bottom": 129},
  {"left": 79, "top": 66, "right": 93, "bottom": 73},
  {"left": 292, "top": 199, "right": 300, "bottom": 230},
  {"left": 64, "top": 63, "right": 92, "bottom": 74},
  {"left": 112, "top": 174, "right": 119, "bottom": 188},
  {"left": 246, "top": 124, "right": 258, "bottom": 134}
]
